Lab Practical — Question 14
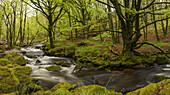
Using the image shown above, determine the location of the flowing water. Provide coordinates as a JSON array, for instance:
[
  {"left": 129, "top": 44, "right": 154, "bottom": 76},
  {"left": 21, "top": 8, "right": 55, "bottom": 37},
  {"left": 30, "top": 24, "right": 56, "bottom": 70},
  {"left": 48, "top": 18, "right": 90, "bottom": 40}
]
[{"left": 21, "top": 43, "right": 170, "bottom": 93}]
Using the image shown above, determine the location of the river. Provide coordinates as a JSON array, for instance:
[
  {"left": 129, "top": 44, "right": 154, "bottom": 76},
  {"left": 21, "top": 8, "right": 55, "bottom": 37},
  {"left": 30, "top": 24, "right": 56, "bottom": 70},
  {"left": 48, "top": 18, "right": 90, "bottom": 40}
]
[{"left": 20, "top": 43, "right": 170, "bottom": 93}]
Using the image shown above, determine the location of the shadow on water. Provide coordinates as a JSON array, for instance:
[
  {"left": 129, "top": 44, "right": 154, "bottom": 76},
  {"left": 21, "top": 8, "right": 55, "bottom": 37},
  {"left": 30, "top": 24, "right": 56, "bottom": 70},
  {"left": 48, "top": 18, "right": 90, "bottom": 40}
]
[{"left": 21, "top": 43, "right": 170, "bottom": 94}]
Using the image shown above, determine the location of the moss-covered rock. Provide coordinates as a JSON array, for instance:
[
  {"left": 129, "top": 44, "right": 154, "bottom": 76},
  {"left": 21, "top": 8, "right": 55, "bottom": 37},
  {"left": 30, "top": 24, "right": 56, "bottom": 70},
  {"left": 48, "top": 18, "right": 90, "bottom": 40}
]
[
  {"left": 45, "top": 65, "right": 61, "bottom": 71},
  {"left": 34, "top": 90, "right": 52, "bottom": 95},
  {"left": 0, "top": 58, "right": 12, "bottom": 66},
  {"left": 27, "top": 55, "right": 37, "bottom": 58},
  {"left": 127, "top": 79, "right": 170, "bottom": 95},
  {"left": 0, "top": 67, "right": 20, "bottom": 93},
  {"left": 73, "top": 85, "right": 122, "bottom": 95},
  {"left": 21, "top": 83, "right": 44, "bottom": 94},
  {"left": 155, "top": 56, "right": 170, "bottom": 64},
  {"left": 154, "top": 75, "right": 170, "bottom": 81},
  {"left": 5, "top": 53, "right": 27, "bottom": 66},
  {"left": 55, "top": 61, "right": 71, "bottom": 67},
  {"left": 51, "top": 88, "right": 72, "bottom": 95},
  {"left": 0, "top": 45, "right": 5, "bottom": 53},
  {"left": 0, "top": 53, "right": 6, "bottom": 58},
  {"left": 50, "top": 82, "right": 76, "bottom": 92},
  {"left": 13, "top": 66, "right": 32, "bottom": 83}
]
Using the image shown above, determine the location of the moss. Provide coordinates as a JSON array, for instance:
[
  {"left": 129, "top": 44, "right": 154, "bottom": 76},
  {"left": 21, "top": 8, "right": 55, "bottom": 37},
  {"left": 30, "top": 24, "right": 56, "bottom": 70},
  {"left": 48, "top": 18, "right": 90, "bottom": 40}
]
[
  {"left": 34, "top": 90, "right": 52, "bottom": 95},
  {"left": 0, "top": 58, "right": 12, "bottom": 66},
  {"left": 27, "top": 55, "right": 37, "bottom": 58},
  {"left": 154, "top": 75, "right": 170, "bottom": 81},
  {"left": 127, "top": 79, "right": 170, "bottom": 95},
  {"left": 0, "top": 67, "right": 20, "bottom": 93},
  {"left": 2, "top": 91, "right": 19, "bottom": 95},
  {"left": 51, "top": 88, "right": 72, "bottom": 95},
  {"left": 155, "top": 56, "right": 170, "bottom": 64},
  {"left": 0, "top": 53, "right": 6, "bottom": 58},
  {"left": 50, "top": 82, "right": 76, "bottom": 92},
  {"left": 45, "top": 65, "right": 61, "bottom": 71},
  {"left": 73, "top": 85, "right": 122, "bottom": 95},
  {"left": 5, "top": 53, "right": 27, "bottom": 66},
  {"left": 55, "top": 61, "right": 71, "bottom": 67},
  {"left": 0, "top": 45, "right": 5, "bottom": 53},
  {"left": 21, "top": 83, "right": 44, "bottom": 94},
  {"left": 13, "top": 66, "right": 32, "bottom": 83}
]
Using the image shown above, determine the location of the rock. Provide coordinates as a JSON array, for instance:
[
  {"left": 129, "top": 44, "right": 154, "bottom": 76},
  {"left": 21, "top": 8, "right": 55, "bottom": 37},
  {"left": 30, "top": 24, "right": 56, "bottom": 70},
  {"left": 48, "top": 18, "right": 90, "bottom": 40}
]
[
  {"left": 0, "top": 58, "right": 12, "bottom": 66},
  {"left": 55, "top": 61, "right": 71, "bottom": 67},
  {"left": 4, "top": 53, "right": 27, "bottom": 66},
  {"left": 155, "top": 56, "right": 170, "bottom": 64},
  {"left": 34, "top": 90, "right": 51, "bottom": 95},
  {"left": 36, "top": 59, "right": 41, "bottom": 63},
  {"left": 154, "top": 75, "right": 170, "bottom": 81},
  {"left": 21, "top": 83, "right": 43, "bottom": 94},
  {"left": 73, "top": 85, "right": 122, "bottom": 95},
  {"left": 0, "top": 67, "right": 20, "bottom": 93},
  {"left": 0, "top": 45, "right": 5, "bottom": 53},
  {"left": 50, "top": 82, "right": 76, "bottom": 92},
  {"left": 51, "top": 88, "right": 71, "bottom": 95},
  {"left": 13, "top": 66, "right": 32, "bottom": 83},
  {"left": 127, "top": 79, "right": 170, "bottom": 95},
  {"left": 0, "top": 53, "right": 6, "bottom": 58},
  {"left": 45, "top": 65, "right": 61, "bottom": 71},
  {"left": 27, "top": 55, "right": 37, "bottom": 58}
]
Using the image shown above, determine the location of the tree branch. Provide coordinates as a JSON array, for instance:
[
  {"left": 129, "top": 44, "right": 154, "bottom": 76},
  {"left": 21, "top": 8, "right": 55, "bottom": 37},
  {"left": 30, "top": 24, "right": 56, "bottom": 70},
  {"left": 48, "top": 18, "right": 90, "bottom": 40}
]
[
  {"left": 135, "top": 41, "right": 170, "bottom": 58},
  {"left": 140, "top": 17, "right": 170, "bottom": 30},
  {"left": 141, "top": 0, "right": 155, "bottom": 10}
]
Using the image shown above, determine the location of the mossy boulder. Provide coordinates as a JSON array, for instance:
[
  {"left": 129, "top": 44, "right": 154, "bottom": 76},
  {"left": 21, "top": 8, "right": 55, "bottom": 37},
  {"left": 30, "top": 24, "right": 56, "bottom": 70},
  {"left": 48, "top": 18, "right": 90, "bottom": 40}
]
[
  {"left": 0, "top": 45, "right": 5, "bottom": 53},
  {"left": 127, "top": 79, "right": 170, "bottom": 95},
  {"left": 51, "top": 88, "right": 72, "bottom": 95},
  {"left": 55, "top": 61, "right": 71, "bottom": 67},
  {"left": 73, "top": 85, "right": 122, "bottom": 95},
  {"left": 45, "top": 65, "right": 61, "bottom": 71},
  {"left": 50, "top": 82, "right": 76, "bottom": 92},
  {"left": 27, "top": 55, "right": 37, "bottom": 58},
  {"left": 46, "top": 44, "right": 76, "bottom": 57},
  {"left": 0, "top": 58, "right": 12, "bottom": 66},
  {"left": 155, "top": 56, "right": 170, "bottom": 64},
  {"left": 34, "top": 90, "right": 52, "bottom": 95},
  {"left": 0, "top": 67, "right": 20, "bottom": 93},
  {"left": 5, "top": 53, "right": 27, "bottom": 66},
  {"left": 21, "top": 83, "right": 44, "bottom": 94},
  {"left": 0, "top": 53, "right": 6, "bottom": 58},
  {"left": 154, "top": 75, "right": 170, "bottom": 81},
  {"left": 13, "top": 66, "right": 32, "bottom": 83}
]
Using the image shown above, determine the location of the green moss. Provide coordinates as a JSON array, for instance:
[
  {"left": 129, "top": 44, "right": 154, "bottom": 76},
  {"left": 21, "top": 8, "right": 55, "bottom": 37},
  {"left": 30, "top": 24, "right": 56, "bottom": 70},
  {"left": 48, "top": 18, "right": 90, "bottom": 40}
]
[
  {"left": 154, "top": 75, "right": 170, "bottom": 81},
  {"left": 34, "top": 90, "right": 52, "bottom": 95},
  {"left": 73, "top": 85, "right": 122, "bottom": 95},
  {"left": 5, "top": 53, "right": 27, "bottom": 66},
  {"left": 55, "top": 61, "right": 71, "bottom": 67},
  {"left": 0, "top": 67, "right": 20, "bottom": 93},
  {"left": 45, "top": 65, "right": 61, "bottom": 71},
  {"left": 22, "top": 83, "right": 44, "bottom": 94},
  {"left": 50, "top": 82, "right": 76, "bottom": 92},
  {"left": 0, "top": 58, "right": 12, "bottom": 66},
  {"left": 51, "top": 88, "right": 72, "bottom": 95},
  {"left": 127, "top": 79, "right": 170, "bottom": 95},
  {"left": 13, "top": 66, "right": 32, "bottom": 83},
  {"left": 155, "top": 56, "right": 170, "bottom": 64},
  {"left": 0, "top": 45, "right": 5, "bottom": 53},
  {"left": 0, "top": 53, "right": 6, "bottom": 58}
]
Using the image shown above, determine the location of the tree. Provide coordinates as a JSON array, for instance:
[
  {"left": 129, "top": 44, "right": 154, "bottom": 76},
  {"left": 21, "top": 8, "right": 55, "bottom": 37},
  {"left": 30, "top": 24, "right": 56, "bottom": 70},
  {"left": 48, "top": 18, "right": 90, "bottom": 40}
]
[
  {"left": 23, "top": 0, "right": 65, "bottom": 48},
  {"left": 96, "top": 0, "right": 170, "bottom": 61}
]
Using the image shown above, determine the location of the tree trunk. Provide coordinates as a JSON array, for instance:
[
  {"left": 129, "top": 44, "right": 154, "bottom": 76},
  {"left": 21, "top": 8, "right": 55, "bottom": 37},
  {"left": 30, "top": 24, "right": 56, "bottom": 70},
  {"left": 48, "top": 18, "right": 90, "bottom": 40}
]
[
  {"left": 107, "top": 0, "right": 115, "bottom": 44},
  {"left": 152, "top": 5, "right": 160, "bottom": 41},
  {"left": 19, "top": 0, "right": 23, "bottom": 45}
]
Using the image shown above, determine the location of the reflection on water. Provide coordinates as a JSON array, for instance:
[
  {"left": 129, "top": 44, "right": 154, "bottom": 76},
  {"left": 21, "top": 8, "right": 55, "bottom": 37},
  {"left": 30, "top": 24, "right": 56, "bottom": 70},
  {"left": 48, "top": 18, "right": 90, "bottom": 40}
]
[{"left": 21, "top": 44, "right": 170, "bottom": 93}]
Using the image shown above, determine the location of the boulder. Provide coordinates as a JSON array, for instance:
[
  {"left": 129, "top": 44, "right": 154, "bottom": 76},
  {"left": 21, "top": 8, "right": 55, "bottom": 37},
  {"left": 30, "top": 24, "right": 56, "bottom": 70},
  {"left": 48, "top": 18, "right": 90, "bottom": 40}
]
[
  {"left": 45, "top": 65, "right": 61, "bottom": 71},
  {"left": 50, "top": 82, "right": 76, "bottom": 92},
  {"left": 0, "top": 67, "right": 20, "bottom": 93}
]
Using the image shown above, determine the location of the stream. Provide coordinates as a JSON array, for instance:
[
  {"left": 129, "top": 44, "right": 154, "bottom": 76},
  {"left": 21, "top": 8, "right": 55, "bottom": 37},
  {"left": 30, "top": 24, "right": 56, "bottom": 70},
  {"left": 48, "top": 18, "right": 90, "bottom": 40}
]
[{"left": 20, "top": 43, "right": 170, "bottom": 93}]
